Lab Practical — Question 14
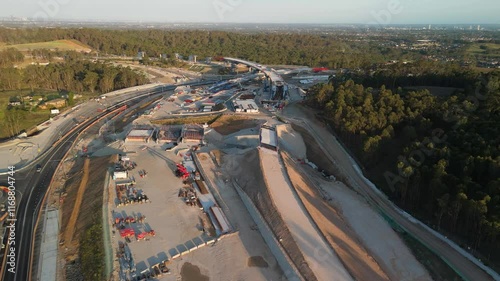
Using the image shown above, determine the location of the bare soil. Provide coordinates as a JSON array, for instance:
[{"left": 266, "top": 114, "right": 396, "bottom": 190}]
[
  {"left": 64, "top": 158, "right": 90, "bottom": 245},
  {"left": 281, "top": 151, "right": 390, "bottom": 281},
  {"left": 59, "top": 156, "right": 114, "bottom": 280},
  {"left": 211, "top": 115, "right": 262, "bottom": 135},
  {"left": 180, "top": 262, "right": 209, "bottom": 281},
  {"left": 248, "top": 256, "right": 269, "bottom": 268}
]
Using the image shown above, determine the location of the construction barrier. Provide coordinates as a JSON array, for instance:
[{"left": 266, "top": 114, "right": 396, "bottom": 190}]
[{"left": 233, "top": 180, "right": 304, "bottom": 281}]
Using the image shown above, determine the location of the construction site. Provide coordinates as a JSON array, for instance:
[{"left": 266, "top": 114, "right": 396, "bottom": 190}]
[{"left": 36, "top": 76, "right": 442, "bottom": 281}]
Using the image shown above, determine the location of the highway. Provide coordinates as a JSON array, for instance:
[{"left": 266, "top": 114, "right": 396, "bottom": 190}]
[
  {"left": 281, "top": 104, "right": 499, "bottom": 281},
  {"left": 0, "top": 79, "right": 224, "bottom": 281},
  {"left": 2, "top": 131, "right": 80, "bottom": 281}
]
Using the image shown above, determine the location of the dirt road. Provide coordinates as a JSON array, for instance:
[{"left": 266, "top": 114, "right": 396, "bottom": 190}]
[
  {"left": 64, "top": 158, "right": 90, "bottom": 245},
  {"left": 282, "top": 104, "right": 498, "bottom": 281}
]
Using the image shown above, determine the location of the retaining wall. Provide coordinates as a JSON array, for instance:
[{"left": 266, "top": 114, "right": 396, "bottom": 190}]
[{"left": 233, "top": 180, "right": 304, "bottom": 281}]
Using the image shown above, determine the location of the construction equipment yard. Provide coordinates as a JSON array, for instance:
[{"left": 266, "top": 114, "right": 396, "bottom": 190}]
[{"left": 105, "top": 142, "right": 284, "bottom": 281}]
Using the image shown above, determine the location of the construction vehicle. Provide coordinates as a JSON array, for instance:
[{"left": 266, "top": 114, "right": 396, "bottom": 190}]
[
  {"left": 175, "top": 164, "right": 190, "bottom": 179},
  {"left": 136, "top": 230, "right": 156, "bottom": 241},
  {"left": 159, "top": 261, "right": 171, "bottom": 274}
]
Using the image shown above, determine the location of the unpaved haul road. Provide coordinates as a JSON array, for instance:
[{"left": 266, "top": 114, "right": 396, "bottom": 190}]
[
  {"left": 282, "top": 104, "right": 498, "bottom": 281},
  {"left": 259, "top": 149, "right": 353, "bottom": 281}
]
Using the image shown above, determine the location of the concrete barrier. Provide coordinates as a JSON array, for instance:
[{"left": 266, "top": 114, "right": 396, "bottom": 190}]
[
  {"left": 102, "top": 83, "right": 164, "bottom": 98},
  {"left": 233, "top": 180, "right": 304, "bottom": 281}
]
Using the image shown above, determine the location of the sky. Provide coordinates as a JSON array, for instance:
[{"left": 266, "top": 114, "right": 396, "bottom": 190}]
[{"left": 3, "top": 0, "right": 500, "bottom": 24}]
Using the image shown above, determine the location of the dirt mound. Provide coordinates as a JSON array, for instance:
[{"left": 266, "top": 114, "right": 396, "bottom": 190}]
[
  {"left": 211, "top": 116, "right": 262, "bottom": 135},
  {"left": 181, "top": 262, "right": 209, "bottom": 281},
  {"left": 276, "top": 124, "right": 306, "bottom": 159},
  {"left": 281, "top": 152, "right": 390, "bottom": 281}
]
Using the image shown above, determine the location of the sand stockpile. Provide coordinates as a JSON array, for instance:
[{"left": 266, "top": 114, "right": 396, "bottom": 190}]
[{"left": 276, "top": 124, "right": 306, "bottom": 159}]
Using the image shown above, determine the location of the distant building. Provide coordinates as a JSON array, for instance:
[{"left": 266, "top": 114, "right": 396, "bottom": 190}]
[
  {"left": 137, "top": 51, "right": 146, "bottom": 59},
  {"left": 39, "top": 98, "right": 66, "bottom": 109},
  {"left": 182, "top": 125, "right": 204, "bottom": 143},
  {"left": 156, "top": 125, "right": 182, "bottom": 144},
  {"left": 233, "top": 99, "right": 259, "bottom": 113},
  {"left": 125, "top": 128, "right": 155, "bottom": 143},
  {"left": 202, "top": 105, "right": 213, "bottom": 112},
  {"left": 188, "top": 55, "right": 197, "bottom": 63}
]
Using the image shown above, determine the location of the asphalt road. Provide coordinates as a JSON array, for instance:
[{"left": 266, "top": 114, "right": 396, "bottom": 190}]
[
  {"left": 282, "top": 104, "right": 498, "bottom": 281},
  {"left": 1, "top": 137, "right": 75, "bottom": 281}
]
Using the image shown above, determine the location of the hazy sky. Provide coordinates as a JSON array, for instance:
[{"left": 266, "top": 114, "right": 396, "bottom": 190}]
[{"left": 3, "top": 0, "right": 499, "bottom": 24}]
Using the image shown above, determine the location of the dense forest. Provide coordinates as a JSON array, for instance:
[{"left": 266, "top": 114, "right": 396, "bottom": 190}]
[
  {"left": 0, "top": 61, "right": 147, "bottom": 93},
  {"left": 0, "top": 47, "right": 147, "bottom": 138},
  {"left": 0, "top": 28, "right": 417, "bottom": 68},
  {"left": 306, "top": 70, "right": 500, "bottom": 264},
  {"left": 0, "top": 47, "right": 147, "bottom": 93}
]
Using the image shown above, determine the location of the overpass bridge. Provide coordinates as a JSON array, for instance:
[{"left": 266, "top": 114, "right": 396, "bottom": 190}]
[{"left": 224, "top": 57, "right": 289, "bottom": 100}]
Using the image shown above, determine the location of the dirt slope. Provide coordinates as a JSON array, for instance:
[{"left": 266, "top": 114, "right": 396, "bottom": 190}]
[{"left": 281, "top": 151, "right": 390, "bottom": 281}]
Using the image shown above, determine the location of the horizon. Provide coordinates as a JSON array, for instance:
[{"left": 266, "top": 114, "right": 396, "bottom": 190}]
[
  {"left": 1, "top": 18, "right": 498, "bottom": 28},
  {"left": 3, "top": 0, "right": 500, "bottom": 25}
]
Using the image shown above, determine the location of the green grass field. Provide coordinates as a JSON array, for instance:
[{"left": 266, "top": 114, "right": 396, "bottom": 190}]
[
  {"left": 0, "top": 89, "right": 57, "bottom": 139},
  {"left": 467, "top": 43, "right": 500, "bottom": 58},
  {"left": 0, "top": 39, "right": 92, "bottom": 53}
]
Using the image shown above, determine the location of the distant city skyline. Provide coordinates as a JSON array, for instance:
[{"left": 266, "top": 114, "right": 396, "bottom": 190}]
[{"left": 3, "top": 0, "right": 500, "bottom": 25}]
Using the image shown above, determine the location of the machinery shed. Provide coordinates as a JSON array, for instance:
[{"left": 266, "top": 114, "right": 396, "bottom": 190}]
[{"left": 126, "top": 129, "right": 154, "bottom": 143}]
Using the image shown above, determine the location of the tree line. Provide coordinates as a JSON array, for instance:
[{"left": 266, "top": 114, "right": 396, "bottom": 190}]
[
  {"left": 306, "top": 70, "right": 500, "bottom": 263},
  {"left": 0, "top": 48, "right": 24, "bottom": 67},
  {"left": 0, "top": 61, "right": 148, "bottom": 93},
  {"left": 0, "top": 27, "right": 422, "bottom": 69}
]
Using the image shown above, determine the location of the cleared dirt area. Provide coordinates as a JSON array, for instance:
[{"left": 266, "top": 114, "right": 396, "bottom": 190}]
[
  {"left": 64, "top": 158, "right": 90, "bottom": 246},
  {"left": 281, "top": 151, "right": 390, "bottom": 281},
  {"left": 58, "top": 156, "right": 114, "bottom": 280},
  {"left": 228, "top": 149, "right": 317, "bottom": 281},
  {"left": 211, "top": 115, "right": 262, "bottom": 135}
]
